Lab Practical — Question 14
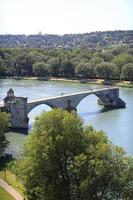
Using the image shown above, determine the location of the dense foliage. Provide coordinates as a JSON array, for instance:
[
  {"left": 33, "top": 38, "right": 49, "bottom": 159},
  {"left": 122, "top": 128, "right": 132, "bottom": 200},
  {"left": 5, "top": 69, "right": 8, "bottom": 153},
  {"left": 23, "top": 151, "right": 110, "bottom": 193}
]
[
  {"left": 0, "top": 112, "right": 9, "bottom": 159},
  {"left": 121, "top": 63, "right": 133, "bottom": 83},
  {"left": 0, "top": 46, "right": 133, "bottom": 81},
  {"left": 18, "top": 109, "right": 133, "bottom": 200}
]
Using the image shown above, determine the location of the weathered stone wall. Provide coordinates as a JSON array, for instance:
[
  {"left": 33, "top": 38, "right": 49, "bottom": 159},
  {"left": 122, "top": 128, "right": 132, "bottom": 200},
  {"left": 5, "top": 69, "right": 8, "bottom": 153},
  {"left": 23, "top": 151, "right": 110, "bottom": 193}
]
[{"left": 4, "top": 93, "right": 29, "bottom": 129}]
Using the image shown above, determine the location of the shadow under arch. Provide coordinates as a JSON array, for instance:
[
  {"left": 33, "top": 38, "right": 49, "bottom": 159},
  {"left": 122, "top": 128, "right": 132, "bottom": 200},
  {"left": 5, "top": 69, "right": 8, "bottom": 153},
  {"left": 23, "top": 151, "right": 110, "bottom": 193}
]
[
  {"left": 28, "top": 103, "right": 52, "bottom": 131},
  {"left": 77, "top": 93, "right": 110, "bottom": 117}
]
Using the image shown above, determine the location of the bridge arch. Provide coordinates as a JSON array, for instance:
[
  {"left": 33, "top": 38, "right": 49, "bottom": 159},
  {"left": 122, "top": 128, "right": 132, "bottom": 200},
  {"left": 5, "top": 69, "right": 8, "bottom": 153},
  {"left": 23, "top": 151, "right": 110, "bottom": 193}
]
[
  {"left": 27, "top": 101, "right": 55, "bottom": 114},
  {"left": 76, "top": 93, "right": 104, "bottom": 113},
  {"left": 28, "top": 103, "right": 52, "bottom": 129},
  {"left": 72, "top": 91, "right": 105, "bottom": 109}
]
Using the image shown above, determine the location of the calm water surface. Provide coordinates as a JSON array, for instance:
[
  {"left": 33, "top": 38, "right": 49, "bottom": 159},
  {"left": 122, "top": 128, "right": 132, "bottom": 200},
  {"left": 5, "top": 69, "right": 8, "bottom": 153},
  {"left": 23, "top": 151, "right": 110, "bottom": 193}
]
[{"left": 0, "top": 79, "right": 133, "bottom": 157}]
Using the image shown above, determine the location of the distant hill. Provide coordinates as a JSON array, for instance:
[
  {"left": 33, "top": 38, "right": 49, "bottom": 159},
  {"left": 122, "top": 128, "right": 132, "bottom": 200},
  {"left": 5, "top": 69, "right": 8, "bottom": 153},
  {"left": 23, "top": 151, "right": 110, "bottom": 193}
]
[{"left": 0, "top": 30, "right": 133, "bottom": 48}]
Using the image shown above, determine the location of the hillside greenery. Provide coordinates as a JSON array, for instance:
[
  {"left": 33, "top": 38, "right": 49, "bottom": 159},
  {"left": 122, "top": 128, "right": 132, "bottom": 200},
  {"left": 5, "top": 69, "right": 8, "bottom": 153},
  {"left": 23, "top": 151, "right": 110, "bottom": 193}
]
[{"left": 0, "top": 30, "right": 133, "bottom": 48}]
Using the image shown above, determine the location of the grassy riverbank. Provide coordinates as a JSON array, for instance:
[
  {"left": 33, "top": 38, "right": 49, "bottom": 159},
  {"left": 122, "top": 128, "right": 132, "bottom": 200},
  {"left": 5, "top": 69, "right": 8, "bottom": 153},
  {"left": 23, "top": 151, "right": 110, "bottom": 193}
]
[
  {"left": 0, "top": 186, "right": 15, "bottom": 200},
  {"left": 0, "top": 170, "right": 24, "bottom": 195}
]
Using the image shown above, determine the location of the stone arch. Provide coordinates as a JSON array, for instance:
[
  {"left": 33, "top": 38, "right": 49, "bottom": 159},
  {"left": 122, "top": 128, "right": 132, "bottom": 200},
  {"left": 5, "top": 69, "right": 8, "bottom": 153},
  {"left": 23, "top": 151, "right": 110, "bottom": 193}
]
[
  {"left": 27, "top": 102, "right": 54, "bottom": 114},
  {"left": 28, "top": 103, "right": 53, "bottom": 129},
  {"left": 74, "top": 92, "right": 105, "bottom": 109}
]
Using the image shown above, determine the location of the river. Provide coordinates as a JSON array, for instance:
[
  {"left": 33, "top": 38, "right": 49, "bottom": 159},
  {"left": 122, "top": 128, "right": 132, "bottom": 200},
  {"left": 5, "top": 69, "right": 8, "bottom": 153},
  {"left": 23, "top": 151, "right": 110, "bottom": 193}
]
[{"left": 0, "top": 79, "right": 133, "bottom": 157}]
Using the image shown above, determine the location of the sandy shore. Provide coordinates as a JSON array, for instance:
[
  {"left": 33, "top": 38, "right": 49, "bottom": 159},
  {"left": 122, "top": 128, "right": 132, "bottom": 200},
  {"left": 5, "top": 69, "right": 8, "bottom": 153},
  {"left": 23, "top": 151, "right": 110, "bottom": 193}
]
[
  {"left": 2, "top": 76, "right": 133, "bottom": 88},
  {"left": 24, "top": 77, "right": 133, "bottom": 88}
]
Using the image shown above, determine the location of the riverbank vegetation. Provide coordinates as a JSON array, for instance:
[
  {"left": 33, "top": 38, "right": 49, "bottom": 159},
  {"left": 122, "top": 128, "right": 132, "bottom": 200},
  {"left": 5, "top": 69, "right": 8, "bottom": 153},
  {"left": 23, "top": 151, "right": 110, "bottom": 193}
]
[
  {"left": 0, "top": 46, "right": 133, "bottom": 84},
  {"left": 5, "top": 109, "right": 133, "bottom": 200},
  {"left": 0, "top": 166, "right": 24, "bottom": 195},
  {"left": 0, "top": 113, "right": 19, "bottom": 199},
  {"left": 0, "top": 112, "right": 10, "bottom": 159}
]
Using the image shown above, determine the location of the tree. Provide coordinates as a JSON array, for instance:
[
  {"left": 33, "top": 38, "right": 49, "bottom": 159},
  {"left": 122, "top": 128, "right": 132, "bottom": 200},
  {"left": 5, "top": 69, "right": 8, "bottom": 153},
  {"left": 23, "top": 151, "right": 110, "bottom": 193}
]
[
  {"left": 98, "top": 51, "right": 113, "bottom": 62},
  {"left": 18, "top": 109, "right": 133, "bottom": 200},
  {"left": 59, "top": 54, "right": 75, "bottom": 77},
  {"left": 0, "top": 112, "right": 9, "bottom": 159},
  {"left": 29, "top": 50, "right": 48, "bottom": 63},
  {"left": 14, "top": 51, "right": 34, "bottom": 76},
  {"left": 33, "top": 62, "right": 49, "bottom": 77},
  {"left": 112, "top": 53, "right": 133, "bottom": 78},
  {"left": 96, "top": 62, "right": 117, "bottom": 80},
  {"left": 0, "top": 49, "right": 14, "bottom": 76},
  {"left": 75, "top": 62, "right": 95, "bottom": 78},
  {"left": 48, "top": 57, "right": 60, "bottom": 76},
  {"left": 121, "top": 63, "right": 133, "bottom": 83},
  {"left": 89, "top": 56, "right": 104, "bottom": 67},
  {"left": 0, "top": 57, "right": 4, "bottom": 76}
]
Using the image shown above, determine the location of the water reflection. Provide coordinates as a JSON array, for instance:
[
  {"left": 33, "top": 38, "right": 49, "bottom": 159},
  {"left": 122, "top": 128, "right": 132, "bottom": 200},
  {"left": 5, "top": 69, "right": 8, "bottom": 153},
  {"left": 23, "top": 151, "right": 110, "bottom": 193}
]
[{"left": 79, "top": 107, "right": 113, "bottom": 117}]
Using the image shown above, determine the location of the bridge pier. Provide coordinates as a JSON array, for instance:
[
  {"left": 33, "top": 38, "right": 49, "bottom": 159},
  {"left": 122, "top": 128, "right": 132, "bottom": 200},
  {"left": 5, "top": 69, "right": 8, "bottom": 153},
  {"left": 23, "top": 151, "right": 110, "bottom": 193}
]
[
  {"left": 4, "top": 89, "right": 29, "bottom": 129},
  {"left": 97, "top": 88, "right": 126, "bottom": 108},
  {"left": 98, "top": 98, "right": 126, "bottom": 108}
]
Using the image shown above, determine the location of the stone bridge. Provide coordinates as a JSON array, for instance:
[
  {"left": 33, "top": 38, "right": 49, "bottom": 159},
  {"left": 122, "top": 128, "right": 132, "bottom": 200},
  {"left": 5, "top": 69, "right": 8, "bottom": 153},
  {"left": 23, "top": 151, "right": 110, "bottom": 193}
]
[{"left": 0, "top": 87, "right": 126, "bottom": 129}]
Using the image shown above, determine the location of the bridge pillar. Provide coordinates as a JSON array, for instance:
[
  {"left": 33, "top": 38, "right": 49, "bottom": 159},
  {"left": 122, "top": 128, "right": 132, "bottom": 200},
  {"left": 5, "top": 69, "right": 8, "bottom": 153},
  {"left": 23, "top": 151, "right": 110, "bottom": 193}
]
[
  {"left": 97, "top": 88, "right": 126, "bottom": 108},
  {"left": 65, "top": 99, "right": 77, "bottom": 112},
  {"left": 4, "top": 89, "right": 29, "bottom": 129}
]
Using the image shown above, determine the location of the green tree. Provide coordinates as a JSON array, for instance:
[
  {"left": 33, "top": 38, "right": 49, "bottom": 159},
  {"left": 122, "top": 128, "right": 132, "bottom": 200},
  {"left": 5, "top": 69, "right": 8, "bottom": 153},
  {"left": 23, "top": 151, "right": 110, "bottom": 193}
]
[
  {"left": 33, "top": 62, "right": 49, "bottom": 77},
  {"left": 0, "top": 112, "right": 9, "bottom": 159},
  {"left": 71, "top": 57, "right": 82, "bottom": 68},
  {"left": 112, "top": 53, "right": 133, "bottom": 78},
  {"left": 59, "top": 54, "right": 75, "bottom": 77},
  {"left": 75, "top": 62, "right": 95, "bottom": 78},
  {"left": 48, "top": 57, "right": 60, "bottom": 76},
  {"left": 101, "top": 51, "right": 113, "bottom": 62},
  {"left": 14, "top": 51, "right": 34, "bottom": 76},
  {"left": 0, "top": 57, "right": 5, "bottom": 76},
  {"left": 121, "top": 63, "right": 133, "bottom": 83},
  {"left": 18, "top": 109, "right": 133, "bottom": 200},
  {"left": 96, "top": 62, "right": 117, "bottom": 80},
  {"left": 0, "top": 49, "right": 14, "bottom": 76},
  {"left": 29, "top": 50, "right": 47, "bottom": 63},
  {"left": 89, "top": 56, "right": 104, "bottom": 67}
]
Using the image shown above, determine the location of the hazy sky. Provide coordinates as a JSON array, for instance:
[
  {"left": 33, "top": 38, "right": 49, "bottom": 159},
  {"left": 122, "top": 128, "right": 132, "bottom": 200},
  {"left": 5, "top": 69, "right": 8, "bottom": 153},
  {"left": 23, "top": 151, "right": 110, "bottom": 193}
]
[{"left": 0, "top": 0, "right": 133, "bottom": 35}]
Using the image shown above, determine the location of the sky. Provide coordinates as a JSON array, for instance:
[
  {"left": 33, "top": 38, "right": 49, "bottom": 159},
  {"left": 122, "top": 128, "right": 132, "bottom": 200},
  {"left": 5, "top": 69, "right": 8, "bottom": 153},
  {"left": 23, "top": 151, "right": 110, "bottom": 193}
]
[{"left": 0, "top": 0, "right": 133, "bottom": 35}]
